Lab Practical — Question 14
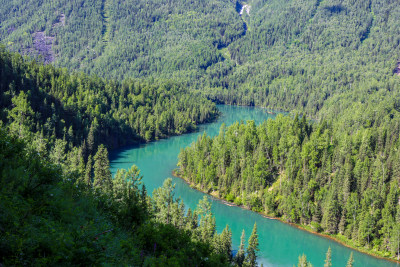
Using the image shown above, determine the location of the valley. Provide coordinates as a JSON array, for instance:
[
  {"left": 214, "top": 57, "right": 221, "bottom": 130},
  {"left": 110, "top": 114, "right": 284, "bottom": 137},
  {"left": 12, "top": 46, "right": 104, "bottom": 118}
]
[{"left": 2, "top": 0, "right": 400, "bottom": 265}]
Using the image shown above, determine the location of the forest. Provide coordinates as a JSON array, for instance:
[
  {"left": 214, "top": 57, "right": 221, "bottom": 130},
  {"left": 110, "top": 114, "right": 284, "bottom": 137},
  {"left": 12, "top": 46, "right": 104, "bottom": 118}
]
[
  {"left": 0, "top": 47, "right": 268, "bottom": 265},
  {"left": 0, "top": 44, "right": 219, "bottom": 164},
  {"left": 1, "top": 0, "right": 400, "bottom": 265},
  {"left": 2, "top": 0, "right": 400, "bottom": 116},
  {"left": 0, "top": 125, "right": 264, "bottom": 266},
  {"left": 178, "top": 110, "right": 400, "bottom": 260}
]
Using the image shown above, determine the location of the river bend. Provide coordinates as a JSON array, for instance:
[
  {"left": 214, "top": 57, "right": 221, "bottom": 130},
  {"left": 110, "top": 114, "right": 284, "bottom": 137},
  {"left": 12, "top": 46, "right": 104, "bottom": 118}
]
[{"left": 110, "top": 105, "right": 397, "bottom": 267}]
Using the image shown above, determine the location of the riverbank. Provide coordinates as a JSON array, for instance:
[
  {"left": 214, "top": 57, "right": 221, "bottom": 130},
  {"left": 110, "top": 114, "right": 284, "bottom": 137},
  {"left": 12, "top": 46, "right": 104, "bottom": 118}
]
[{"left": 172, "top": 169, "right": 400, "bottom": 265}]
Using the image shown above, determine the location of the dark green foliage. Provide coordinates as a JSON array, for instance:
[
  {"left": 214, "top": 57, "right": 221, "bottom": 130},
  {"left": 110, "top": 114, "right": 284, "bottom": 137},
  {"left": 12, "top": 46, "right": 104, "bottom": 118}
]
[
  {"left": 0, "top": 46, "right": 219, "bottom": 158},
  {"left": 0, "top": 127, "right": 239, "bottom": 265},
  {"left": 235, "top": 229, "right": 246, "bottom": 266},
  {"left": 0, "top": 127, "right": 136, "bottom": 265},
  {"left": 93, "top": 144, "right": 113, "bottom": 193},
  {"left": 246, "top": 223, "right": 259, "bottom": 267},
  {"left": 0, "top": 48, "right": 244, "bottom": 266}
]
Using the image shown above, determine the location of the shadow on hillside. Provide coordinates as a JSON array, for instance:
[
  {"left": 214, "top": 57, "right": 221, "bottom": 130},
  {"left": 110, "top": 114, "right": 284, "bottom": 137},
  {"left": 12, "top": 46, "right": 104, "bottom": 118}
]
[{"left": 324, "top": 5, "right": 346, "bottom": 14}]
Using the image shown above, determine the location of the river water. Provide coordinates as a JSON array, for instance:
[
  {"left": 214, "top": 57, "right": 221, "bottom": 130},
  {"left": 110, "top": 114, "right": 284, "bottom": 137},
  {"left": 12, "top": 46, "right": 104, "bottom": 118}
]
[{"left": 110, "top": 105, "right": 397, "bottom": 267}]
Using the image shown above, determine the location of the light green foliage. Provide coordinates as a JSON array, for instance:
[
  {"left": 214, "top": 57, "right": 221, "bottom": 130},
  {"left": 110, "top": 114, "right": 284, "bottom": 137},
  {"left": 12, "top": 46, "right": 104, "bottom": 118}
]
[
  {"left": 7, "top": 91, "right": 34, "bottom": 138},
  {"left": 93, "top": 144, "right": 113, "bottom": 193},
  {"left": 346, "top": 252, "right": 354, "bottom": 267},
  {"left": 324, "top": 247, "right": 332, "bottom": 267},
  {"left": 197, "top": 196, "right": 217, "bottom": 242},
  {"left": 296, "top": 254, "right": 313, "bottom": 267}
]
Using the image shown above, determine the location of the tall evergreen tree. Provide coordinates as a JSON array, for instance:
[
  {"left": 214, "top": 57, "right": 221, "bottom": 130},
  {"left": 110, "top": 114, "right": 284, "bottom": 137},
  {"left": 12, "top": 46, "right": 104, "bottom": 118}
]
[
  {"left": 346, "top": 252, "right": 354, "bottom": 267},
  {"left": 235, "top": 229, "right": 246, "bottom": 267},
  {"left": 246, "top": 222, "right": 259, "bottom": 267},
  {"left": 196, "top": 196, "right": 216, "bottom": 242},
  {"left": 324, "top": 247, "right": 332, "bottom": 267},
  {"left": 152, "top": 178, "right": 176, "bottom": 225},
  {"left": 93, "top": 144, "right": 113, "bottom": 193},
  {"left": 7, "top": 91, "right": 34, "bottom": 138},
  {"left": 214, "top": 225, "right": 232, "bottom": 261},
  {"left": 297, "top": 254, "right": 313, "bottom": 267},
  {"left": 391, "top": 204, "right": 400, "bottom": 260},
  {"left": 84, "top": 154, "right": 93, "bottom": 187}
]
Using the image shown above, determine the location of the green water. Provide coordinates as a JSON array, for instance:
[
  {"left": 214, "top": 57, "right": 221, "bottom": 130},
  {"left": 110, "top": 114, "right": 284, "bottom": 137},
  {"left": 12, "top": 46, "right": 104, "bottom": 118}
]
[{"left": 110, "top": 105, "right": 397, "bottom": 267}]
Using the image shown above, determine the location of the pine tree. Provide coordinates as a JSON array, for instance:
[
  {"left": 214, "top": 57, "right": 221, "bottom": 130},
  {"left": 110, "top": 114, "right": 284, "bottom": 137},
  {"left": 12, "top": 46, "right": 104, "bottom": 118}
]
[
  {"left": 235, "top": 229, "right": 246, "bottom": 267},
  {"left": 185, "top": 208, "right": 198, "bottom": 230},
  {"left": 8, "top": 91, "right": 34, "bottom": 138},
  {"left": 152, "top": 178, "right": 176, "bottom": 224},
  {"left": 297, "top": 254, "right": 313, "bottom": 267},
  {"left": 246, "top": 222, "right": 259, "bottom": 267},
  {"left": 391, "top": 203, "right": 400, "bottom": 260},
  {"left": 87, "top": 120, "right": 97, "bottom": 155},
  {"left": 324, "top": 247, "right": 332, "bottom": 267},
  {"left": 322, "top": 194, "right": 339, "bottom": 234},
  {"left": 85, "top": 155, "right": 93, "bottom": 187},
  {"left": 93, "top": 145, "right": 113, "bottom": 193},
  {"left": 346, "top": 252, "right": 354, "bottom": 267},
  {"left": 214, "top": 225, "right": 232, "bottom": 261},
  {"left": 140, "top": 183, "right": 148, "bottom": 211},
  {"left": 196, "top": 196, "right": 216, "bottom": 242}
]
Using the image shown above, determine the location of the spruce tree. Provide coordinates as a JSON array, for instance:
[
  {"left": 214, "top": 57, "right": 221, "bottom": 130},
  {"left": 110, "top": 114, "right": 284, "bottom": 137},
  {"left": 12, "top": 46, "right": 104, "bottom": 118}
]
[
  {"left": 391, "top": 204, "right": 400, "bottom": 260},
  {"left": 93, "top": 145, "right": 113, "bottom": 193},
  {"left": 84, "top": 155, "right": 93, "bottom": 187},
  {"left": 297, "top": 254, "right": 313, "bottom": 267},
  {"left": 8, "top": 91, "right": 34, "bottom": 138},
  {"left": 346, "top": 252, "right": 354, "bottom": 267},
  {"left": 221, "top": 225, "right": 232, "bottom": 261},
  {"left": 235, "top": 229, "right": 246, "bottom": 266},
  {"left": 324, "top": 247, "right": 332, "bottom": 267},
  {"left": 246, "top": 222, "right": 259, "bottom": 267}
]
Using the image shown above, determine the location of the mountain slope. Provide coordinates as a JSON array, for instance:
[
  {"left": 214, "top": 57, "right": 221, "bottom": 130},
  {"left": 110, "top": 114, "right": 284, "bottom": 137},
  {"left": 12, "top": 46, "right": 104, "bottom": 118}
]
[{"left": 2, "top": 0, "right": 400, "bottom": 118}]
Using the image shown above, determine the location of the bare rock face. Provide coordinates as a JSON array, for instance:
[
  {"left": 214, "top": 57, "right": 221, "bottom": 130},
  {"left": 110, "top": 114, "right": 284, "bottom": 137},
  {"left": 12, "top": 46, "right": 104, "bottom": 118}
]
[
  {"left": 29, "top": 13, "right": 65, "bottom": 64},
  {"left": 395, "top": 62, "right": 400, "bottom": 76},
  {"left": 32, "top": 32, "right": 55, "bottom": 64}
]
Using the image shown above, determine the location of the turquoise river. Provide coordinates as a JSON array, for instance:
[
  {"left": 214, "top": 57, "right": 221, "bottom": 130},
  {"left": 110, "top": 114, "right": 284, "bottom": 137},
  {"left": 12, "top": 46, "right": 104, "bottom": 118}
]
[{"left": 110, "top": 105, "right": 398, "bottom": 267}]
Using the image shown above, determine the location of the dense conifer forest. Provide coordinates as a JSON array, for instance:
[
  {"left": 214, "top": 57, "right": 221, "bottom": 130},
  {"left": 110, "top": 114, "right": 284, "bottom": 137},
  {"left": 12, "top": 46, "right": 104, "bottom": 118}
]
[
  {"left": 0, "top": 48, "right": 265, "bottom": 266},
  {"left": 2, "top": 0, "right": 400, "bottom": 265},
  {"left": 0, "top": 45, "right": 219, "bottom": 151},
  {"left": 178, "top": 110, "right": 400, "bottom": 260},
  {"left": 2, "top": 0, "right": 400, "bottom": 115},
  {"left": 0, "top": 126, "right": 245, "bottom": 265}
]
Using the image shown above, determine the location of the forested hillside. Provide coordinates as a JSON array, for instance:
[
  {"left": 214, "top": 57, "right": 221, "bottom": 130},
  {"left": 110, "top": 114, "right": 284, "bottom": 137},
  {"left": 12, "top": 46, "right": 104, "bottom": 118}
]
[
  {"left": 178, "top": 108, "right": 400, "bottom": 260},
  {"left": 3, "top": 0, "right": 400, "bottom": 264},
  {"left": 2, "top": 0, "right": 400, "bottom": 117},
  {"left": 0, "top": 45, "right": 218, "bottom": 156},
  {"left": 0, "top": 48, "right": 267, "bottom": 266},
  {"left": 0, "top": 127, "right": 244, "bottom": 265}
]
